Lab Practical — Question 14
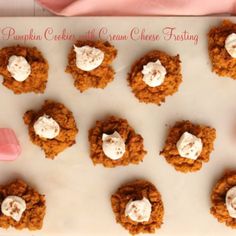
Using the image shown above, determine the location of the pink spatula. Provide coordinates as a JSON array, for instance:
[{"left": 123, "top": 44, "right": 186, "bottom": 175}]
[{"left": 0, "top": 128, "right": 21, "bottom": 161}]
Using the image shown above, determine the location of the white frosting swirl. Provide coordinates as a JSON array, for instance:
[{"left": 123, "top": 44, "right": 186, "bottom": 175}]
[
  {"left": 1, "top": 196, "right": 26, "bottom": 221},
  {"left": 125, "top": 197, "right": 152, "bottom": 222},
  {"left": 7, "top": 55, "right": 31, "bottom": 82},
  {"left": 102, "top": 131, "right": 125, "bottom": 160},
  {"left": 34, "top": 114, "right": 60, "bottom": 139},
  {"left": 226, "top": 186, "right": 236, "bottom": 218},
  {"left": 176, "top": 132, "right": 203, "bottom": 160},
  {"left": 225, "top": 33, "right": 236, "bottom": 58},
  {"left": 74, "top": 45, "right": 104, "bottom": 71},
  {"left": 141, "top": 60, "right": 166, "bottom": 87}
]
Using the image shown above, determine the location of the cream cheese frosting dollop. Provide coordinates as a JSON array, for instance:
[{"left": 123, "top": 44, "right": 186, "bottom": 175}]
[
  {"left": 141, "top": 59, "right": 167, "bottom": 87},
  {"left": 73, "top": 45, "right": 104, "bottom": 71},
  {"left": 7, "top": 55, "right": 31, "bottom": 82},
  {"left": 1, "top": 196, "right": 26, "bottom": 221},
  {"left": 125, "top": 197, "right": 152, "bottom": 222},
  {"left": 34, "top": 114, "right": 60, "bottom": 139},
  {"left": 226, "top": 186, "right": 236, "bottom": 218},
  {"left": 176, "top": 132, "right": 203, "bottom": 160},
  {"left": 225, "top": 33, "right": 236, "bottom": 58},
  {"left": 102, "top": 131, "right": 125, "bottom": 160}
]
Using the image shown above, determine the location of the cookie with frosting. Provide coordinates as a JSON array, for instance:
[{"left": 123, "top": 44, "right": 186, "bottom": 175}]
[
  {"left": 160, "top": 120, "right": 216, "bottom": 173},
  {"left": 88, "top": 116, "right": 146, "bottom": 167},
  {"left": 0, "top": 45, "right": 48, "bottom": 94},
  {"left": 210, "top": 171, "right": 236, "bottom": 228},
  {"left": 0, "top": 179, "right": 46, "bottom": 230},
  {"left": 66, "top": 40, "right": 117, "bottom": 92},
  {"left": 127, "top": 50, "right": 182, "bottom": 105},
  {"left": 23, "top": 100, "right": 78, "bottom": 159},
  {"left": 111, "top": 179, "right": 164, "bottom": 234},
  {"left": 208, "top": 20, "right": 236, "bottom": 80}
]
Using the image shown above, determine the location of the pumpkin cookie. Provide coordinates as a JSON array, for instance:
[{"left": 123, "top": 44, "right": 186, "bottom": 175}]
[
  {"left": 210, "top": 171, "right": 236, "bottom": 228},
  {"left": 127, "top": 50, "right": 182, "bottom": 105},
  {"left": 23, "top": 100, "right": 78, "bottom": 159},
  {"left": 0, "top": 45, "right": 48, "bottom": 94},
  {"left": 66, "top": 40, "right": 117, "bottom": 92},
  {"left": 111, "top": 179, "right": 164, "bottom": 235},
  {"left": 160, "top": 120, "right": 216, "bottom": 173},
  {"left": 0, "top": 179, "right": 46, "bottom": 230},
  {"left": 88, "top": 116, "right": 146, "bottom": 168},
  {"left": 208, "top": 20, "right": 236, "bottom": 79}
]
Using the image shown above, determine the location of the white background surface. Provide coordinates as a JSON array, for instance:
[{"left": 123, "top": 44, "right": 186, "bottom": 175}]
[
  {"left": 0, "top": 16, "right": 236, "bottom": 236},
  {"left": 0, "top": 0, "right": 52, "bottom": 16}
]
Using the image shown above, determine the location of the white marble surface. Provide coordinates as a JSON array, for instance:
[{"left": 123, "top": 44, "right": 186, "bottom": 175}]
[
  {"left": 0, "top": 0, "right": 52, "bottom": 16},
  {"left": 0, "top": 16, "right": 235, "bottom": 236}
]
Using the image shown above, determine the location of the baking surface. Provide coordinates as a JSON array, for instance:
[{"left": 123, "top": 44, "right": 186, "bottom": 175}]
[
  {"left": 0, "top": 17, "right": 236, "bottom": 236},
  {"left": 0, "top": 0, "right": 52, "bottom": 16}
]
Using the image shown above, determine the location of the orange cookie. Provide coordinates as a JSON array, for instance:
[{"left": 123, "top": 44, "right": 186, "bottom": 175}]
[
  {"left": 88, "top": 116, "right": 146, "bottom": 167},
  {"left": 0, "top": 45, "right": 48, "bottom": 94},
  {"left": 128, "top": 50, "right": 182, "bottom": 105},
  {"left": 208, "top": 20, "right": 236, "bottom": 79},
  {"left": 66, "top": 40, "right": 117, "bottom": 92},
  {"left": 111, "top": 179, "right": 164, "bottom": 235},
  {"left": 210, "top": 171, "right": 236, "bottom": 228},
  {"left": 23, "top": 100, "right": 78, "bottom": 159},
  {"left": 160, "top": 120, "right": 216, "bottom": 173},
  {"left": 0, "top": 179, "right": 46, "bottom": 230}
]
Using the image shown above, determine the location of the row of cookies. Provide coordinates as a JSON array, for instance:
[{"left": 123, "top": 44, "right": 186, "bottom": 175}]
[
  {"left": 1, "top": 171, "right": 236, "bottom": 234},
  {"left": 1, "top": 20, "right": 236, "bottom": 106},
  {"left": 0, "top": 42, "right": 180, "bottom": 106},
  {"left": 21, "top": 99, "right": 217, "bottom": 175},
  {"left": 112, "top": 171, "right": 236, "bottom": 234}
]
